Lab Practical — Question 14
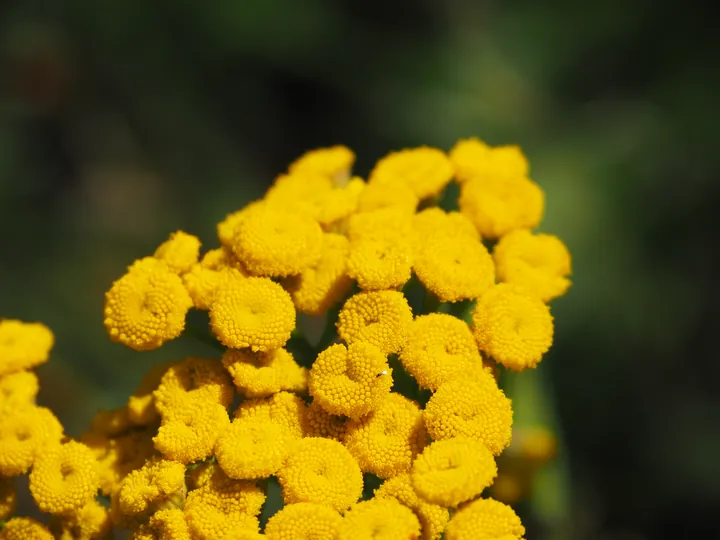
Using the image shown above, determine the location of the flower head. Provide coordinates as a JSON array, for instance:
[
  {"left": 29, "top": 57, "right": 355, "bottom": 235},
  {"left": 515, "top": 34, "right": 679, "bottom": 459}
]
[
  {"left": 339, "top": 498, "right": 421, "bottom": 540},
  {"left": 0, "top": 517, "right": 54, "bottom": 539},
  {"left": 223, "top": 347, "right": 307, "bottom": 398},
  {"left": 445, "top": 498, "right": 525, "bottom": 540},
  {"left": 303, "top": 400, "right": 347, "bottom": 441},
  {"left": 216, "top": 200, "right": 264, "bottom": 248},
  {"left": 357, "top": 180, "right": 419, "bottom": 215},
  {"left": 0, "top": 319, "right": 54, "bottom": 376},
  {"left": 154, "top": 230, "right": 201, "bottom": 275},
  {"left": 51, "top": 499, "right": 112, "bottom": 540},
  {"left": 214, "top": 416, "right": 289, "bottom": 479},
  {"left": 0, "top": 405, "right": 64, "bottom": 476},
  {"left": 234, "top": 391, "right": 307, "bottom": 441},
  {"left": 450, "top": 138, "right": 529, "bottom": 184},
  {"left": 117, "top": 458, "right": 186, "bottom": 518},
  {"left": 412, "top": 208, "right": 479, "bottom": 247},
  {"left": 347, "top": 228, "right": 413, "bottom": 291},
  {"left": 0, "top": 370, "right": 39, "bottom": 415},
  {"left": 288, "top": 145, "right": 355, "bottom": 184},
  {"left": 369, "top": 146, "right": 454, "bottom": 200},
  {"left": 264, "top": 502, "right": 343, "bottom": 540},
  {"left": 147, "top": 508, "right": 190, "bottom": 540}
]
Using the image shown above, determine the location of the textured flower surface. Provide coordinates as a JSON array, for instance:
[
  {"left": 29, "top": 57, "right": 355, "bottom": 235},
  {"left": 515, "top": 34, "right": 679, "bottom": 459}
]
[
  {"left": 0, "top": 319, "right": 54, "bottom": 376},
  {"left": 445, "top": 498, "right": 526, "bottom": 540},
  {"left": 264, "top": 502, "right": 343, "bottom": 540},
  {"left": 0, "top": 405, "right": 64, "bottom": 476},
  {"left": 0, "top": 517, "right": 54, "bottom": 539},
  {"left": 223, "top": 347, "right": 307, "bottom": 398},
  {"left": 450, "top": 138, "right": 529, "bottom": 183},
  {"left": 339, "top": 498, "right": 421, "bottom": 540},
  {"left": 215, "top": 416, "right": 289, "bottom": 479},
  {"left": 153, "top": 230, "right": 202, "bottom": 275},
  {"left": 369, "top": 146, "right": 454, "bottom": 200}
]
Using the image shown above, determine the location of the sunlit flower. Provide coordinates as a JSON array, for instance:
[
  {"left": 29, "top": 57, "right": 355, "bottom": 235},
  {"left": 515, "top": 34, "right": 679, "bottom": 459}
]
[
  {"left": 215, "top": 416, "right": 289, "bottom": 479},
  {"left": 117, "top": 458, "right": 186, "bottom": 518},
  {"left": 52, "top": 499, "right": 112, "bottom": 540},
  {"left": 0, "top": 319, "right": 54, "bottom": 376},
  {"left": 444, "top": 498, "right": 526, "bottom": 540},
  {"left": 412, "top": 207, "right": 479, "bottom": 248},
  {"left": 223, "top": 347, "right": 307, "bottom": 398},
  {"left": 154, "top": 230, "right": 201, "bottom": 275},
  {"left": 147, "top": 508, "right": 190, "bottom": 540},
  {"left": 0, "top": 405, "right": 64, "bottom": 476},
  {"left": 450, "top": 138, "right": 529, "bottom": 184},
  {"left": 303, "top": 400, "right": 347, "bottom": 441},
  {"left": 265, "top": 502, "right": 343, "bottom": 540},
  {"left": 0, "top": 517, "right": 54, "bottom": 539},
  {"left": 234, "top": 391, "right": 307, "bottom": 441},
  {"left": 369, "top": 146, "right": 454, "bottom": 200},
  {"left": 216, "top": 200, "right": 264, "bottom": 248},
  {"left": 347, "top": 228, "right": 413, "bottom": 291},
  {"left": 357, "top": 179, "right": 419, "bottom": 215},
  {"left": 288, "top": 145, "right": 355, "bottom": 185},
  {"left": 0, "top": 370, "right": 39, "bottom": 414},
  {"left": 339, "top": 498, "right": 421, "bottom": 540}
]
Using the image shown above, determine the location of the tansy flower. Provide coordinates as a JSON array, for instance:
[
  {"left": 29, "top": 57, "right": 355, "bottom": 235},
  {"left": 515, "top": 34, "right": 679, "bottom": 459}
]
[
  {"left": 142, "top": 508, "right": 190, "bottom": 540},
  {"left": 0, "top": 319, "right": 54, "bottom": 376},
  {"left": 493, "top": 229, "right": 572, "bottom": 302},
  {"left": 339, "top": 498, "right": 421, "bottom": 540},
  {"left": 287, "top": 233, "right": 353, "bottom": 316},
  {"left": 0, "top": 517, "right": 54, "bottom": 540},
  {"left": 471, "top": 284, "right": 554, "bottom": 371},
  {"left": 154, "top": 230, "right": 201, "bottom": 275},
  {"left": 103, "top": 257, "right": 193, "bottom": 351},
  {"left": 0, "top": 477, "right": 16, "bottom": 521},
  {"left": 29, "top": 440, "right": 99, "bottom": 516},
  {"left": 0, "top": 370, "right": 39, "bottom": 414},
  {"left": 344, "top": 392, "right": 427, "bottom": 478},
  {"left": 0, "top": 405, "right": 63, "bottom": 476},
  {"left": 444, "top": 498, "right": 526, "bottom": 540},
  {"left": 277, "top": 437, "right": 363, "bottom": 512},
  {"left": 336, "top": 290, "right": 413, "bottom": 355},
  {"left": 51, "top": 499, "right": 112, "bottom": 540},
  {"left": 90, "top": 407, "right": 132, "bottom": 437},
  {"left": 264, "top": 502, "right": 343, "bottom": 540},
  {"left": 214, "top": 416, "right": 289, "bottom": 479},
  {"left": 308, "top": 342, "right": 392, "bottom": 420},
  {"left": 216, "top": 200, "right": 264, "bottom": 248},
  {"left": 347, "top": 205, "right": 413, "bottom": 242},
  {"left": 369, "top": 146, "right": 454, "bottom": 200},
  {"left": 184, "top": 266, "right": 247, "bottom": 311},
  {"left": 375, "top": 473, "right": 449, "bottom": 540},
  {"left": 459, "top": 174, "right": 544, "bottom": 239},
  {"left": 303, "top": 400, "right": 347, "bottom": 441},
  {"left": 117, "top": 458, "right": 186, "bottom": 517},
  {"left": 347, "top": 227, "right": 413, "bottom": 291},
  {"left": 234, "top": 391, "right": 307, "bottom": 440},
  {"left": 210, "top": 276, "right": 296, "bottom": 351},
  {"left": 232, "top": 203, "right": 323, "bottom": 277},
  {"left": 222, "top": 347, "right": 307, "bottom": 398},
  {"left": 424, "top": 368, "right": 513, "bottom": 455},
  {"left": 450, "top": 138, "right": 529, "bottom": 184},
  {"left": 399, "top": 313, "right": 483, "bottom": 391},
  {"left": 127, "top": 361, "right": 174, "bottom": 426},
  {"left": 356, "top": 179, "right": 419, "bottom": 215},
  {"left": 411, "top": 437, "right": 498, "bottom": 507},
  {"left": 288, "top": 145, "right": 355, "bottom": 185},
  {"left": 412, "top": 208, "right": 479, "bottom": 248}
]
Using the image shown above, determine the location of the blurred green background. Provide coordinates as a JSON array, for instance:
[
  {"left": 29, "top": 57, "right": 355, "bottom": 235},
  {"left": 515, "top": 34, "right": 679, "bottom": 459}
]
[{"left": 1, "top": 1, "right": 718, "bottom": 539}]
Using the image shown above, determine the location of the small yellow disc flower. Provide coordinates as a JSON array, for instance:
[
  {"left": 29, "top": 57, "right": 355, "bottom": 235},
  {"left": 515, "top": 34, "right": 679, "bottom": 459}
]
[
  {"left": 339, "top": 498, "right": 421, "bottom": 540},
  {"left": 493, "top": 229, "right": 572, "bottom": 302},
  {"left": 411, "top": 437, "right": 498, "bottom": 507},
  {"left": 234, "top": 391, "right": 307, "bottom": 440},
  {"left": 308, "top": 342, "right": 392, "bottom": 420},
  {"left": 117, "top": 458, "right": 186, "bottom": 517},
  {"left": 344, "top": 393, "right": 427, "bottom": 478},
  {"left": 215, "top": 416, "right": 289, "bottom": 479},
  {"left": 277, "top": 437, "right": 363, "bottom": 512},
  {"left": 210, "top": 276, "right": 296, "bottom": 351},
  {"left": 0, "top": 370, "right": 39, "bottom": 415},
  {"left": 450, "top": 138, "right": 529, "bottom": 183},
  {"left": 399, "top": 313, "right": 483, "bottom": 391},
  {"left": 153, "top": 230, "right": 201, "bottom": 275},
  {"left": 0, "top": 319, "right": 54, "bottom": 376},
  {"left": 303, "top": 400, "right": 347, "bottom": 441},
  {"left": 347, "top": 228, "right": 413, "bottom": 291},
  {"left": 444, "top": 498, "right": 526, "bottom": 540},
  {"left": 216, "top": 200, "right": 264, "bottom": 248},
  {"left": 472, "top": 284, "right": 554, "bottom": 371},
  {"left": 51, "top": 499, "right": 112, "bottom": 540},
  {"left": 0, "top": 405, "right": 64, "bottom": 476},
  {"left": 0, "top": 517, "right": 54, "bottom": 540},
  {"left": 288, "top": 145, "right": 355, "bottom": 184},
  {"left": 412, "top": 207, "right": 479, "bottom": 247},
  {"left": 0, "top": 477, "right": 16, "bottom": 522},
  {"left": 369, "top": 146, "right": 454, "bottom": 200},
  {"left": 104, "top": 257, "right": 193, "bottom": 351},
  {"left": 147, "top": 508, "right": 190, "bottom": 540},
  {"left": 336, "top": 290, "right": 413, "bottom": 355},
  {"left": 223, "top": 347, "right": 307, "bottom": 398},
  {"left": 424, "top": 368, "right": 513, "bottom": 455},
  {"left": 264, "top": 502, "right": 343, "bottom": 540},
  {"left": 357, "top": 179, "right": 419, "bottom": 215}
]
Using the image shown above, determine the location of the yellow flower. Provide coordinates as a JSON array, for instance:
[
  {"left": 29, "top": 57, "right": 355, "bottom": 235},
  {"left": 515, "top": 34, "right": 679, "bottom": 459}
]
[
  {"left": 210, "top": 276, "right": 296, "bottom": 351},
  {"left": 215, "top": 416, "right": 289, "bottom": 479},
  {"left": 444, "top": 498, "right": 525, "bottom": 540},
  {"left": 471, "top": 284, "right": 554, "bottom": 371},
  {"left": 184, "top": 266, "right": 247, "bottom": 311},
  {"left": 0, "top": 405, "right": 63, "bottom": 476},
  {"left": 286, "top": 232, "right": 353, "bottom": 316},
  {"left": 412, "top": 437, "right": 498, "bottom": 507},
  {"left": 344, "top": 392, "right": 427, "bottom": 479},
  {"left": 147, "top": 508, "right": 190, "bottom": 540},
  {"left": 103, "top": 257, "right": 193, "bottom": 351},
  {"left": 234, "top": 391, "right": 307, "bottom": 441},
  {"left": 336, "top": 290, "right": 413, "bottom": 355},
  {"left": 450, "top": 138, "right": 529, "bottom": 184},
  {"left": 412, "top": 207, "right": 479, "bottom": 247},
  {"left": 264, "top": 502, "right": 343, "bottom": 540},
  {"left": 277, "top": 437, "right": 363, "bottom": 512},
  {"left": 424, "top": 369, "right": 513, "bottom": 455},
  {"left": 127, "top": 361, "right": 175, "bottom": 426},
  {"left": 0, "top": 370, "right": 39, "bottom": 415},
  {"left": 29, "top": 440, "right": 99, "bottom": 516},
  {"left": 339, "top": 498, "right": 421, "bottom": 540},
  {"left": 308, "top": 342, "right": 392, "bottom": 420},
  {"left": 347, "top": 228, "right": 413, "bottom": 291},
  {"left": 0, "top": 319, "right": 54, "bottom": 377},
  {"left": 303, "top": 401, "right": 347, "bottom": 441},
  {"left": 375, "top": 473, "right": 449, "bottom": 540},
  {"left": 493, "top": 229, "right": 572, "bottom": 302},
  {"left": 216, "top": 200, "right": 264, "bottom": 248},
  {"left": 369, "top": 146, "right": 454, "bottom": 200},
  {"left": 288, "top": 145, "right": 355, "bottom": 184},
  {"left": 223, "top": 347, "right": 307, "bottom": 398},
  {"left": 399, "top": 313, "right": 483, "bottom": 391},
  {"left": 356, "top": 179, "right": 419, "bottom": 215},
  {"left": 0, "top": 517, "right": 53, "bottom": 540},
  {"left": 51, "top": 499, "right": 112, "bottom": 540},
  {"left": 347, "top": 206, "right": 414, "bottom": 241},
  {"left": 232, "top": 203, "right": 323, "bottom": 277},
  {"left": 117, "top": 458, "right": 186, "bottom": 517},
  {"left": 154, "top": 230, "right": 201, "bottom": 275},
  {"left": 0, "top": 477, "right": 16, "bottom": 522}
]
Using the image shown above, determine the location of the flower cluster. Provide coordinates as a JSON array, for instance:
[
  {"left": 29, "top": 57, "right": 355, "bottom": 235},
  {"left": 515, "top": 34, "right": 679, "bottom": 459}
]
[{"left": 1, "top": 138, "right": 570, "bottom": 539}]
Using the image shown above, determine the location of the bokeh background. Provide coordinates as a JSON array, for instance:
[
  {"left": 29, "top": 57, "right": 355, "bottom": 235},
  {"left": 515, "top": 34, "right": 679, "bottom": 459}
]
[{"left": 1, "top": 1, "right": 718, "bottom": 539}]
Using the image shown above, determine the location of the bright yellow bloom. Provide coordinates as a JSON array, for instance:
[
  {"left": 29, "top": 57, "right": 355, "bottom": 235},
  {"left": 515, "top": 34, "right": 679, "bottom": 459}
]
[
  {"left": 154, "top": 230, "right": 201, "bottom": 275},
  {"left": 287, "top": 233, "right": 353, "bottom": 316},
  {"left": 347, "top": 227, "right": 413, "bottom": 291},
  {"left": 450, "top": 138, "right": 529, "bottom": 184},
  {"left": 277, "top": 437, "right": 363, "bottom": 512},
  {"left": 444, "top": 498, "right": 525, "bottom": 540},
  {"left": 210, "top": 276, "right": 296, "bottom": 351},
  {"left": 336, "top": 290, "right": 413, "bottom": 355},
  {"left": 103, "top": 257, "right": 192, "bottom": 351},
  {"left": 303, "top": 401, "right": 347, "bottom": 441},
  {"left": 0, "top": 319, "right": 53, "bottom": 376},
  {"left": 52, "top": 499, "right": 112, "bottom": 540},
  {"left": 0, "top": 517, "right": 53, "bottom": 540},
  {"left": 232, "top": 203, "right": 323, "bottom": 277},
  {"left": 412, "top": 208, "right": 479, "bottom": 247},
  {"left": 424, "top": 369, "right": 513, "bottom": 455},
  {"left": 344, "top": 392, "right": 427, "bottom": 479},
  {"left": 216, "top": 200, "right": 264, "bottom": 248},
  {"left": 127, "top": 361, "right": 174, "bottom": 426},
  {"left": 356, "top": 179, "right": 419, "bottom": 215},
  {"left": 222, "top": 347, "right": 307, "bottom": 398},
  {"left": 347, "top": 205, "right": 414, "bottom": 241},
  {"left": 288, "top": 145, "right": 355, "bottom": 184},
  {"left": 308, "top": 342, "right": 392, "bottom": 420},
  {"left": 0, "top": 477, "right": 16, "bottom": 522},
  {"left": 471, "top": 284, "right": 554, "bottom": 371},
  {"left": 117, "top": 458, "right": 186, "bottom": 517},
  {"left": 29, "top": 440, "right": 99, "bottom": 516},
  {"left": 184, "top": 266, "right": 247, "bottom": 311},
  {"left": 0, "top": 405, "right": 63, "bottom": 476},
  {"left": 147, "top": 508, "right": 190, "bottom": 540},
  {"left": 234, "top": 391, "right": 307, "bottom": 440},
  {"left": 400, "top": 313, "right": 483, "bottom": 391},
  {"left": 493, "top": 229, "right": 572, "bottom": 302},
  {"left": 215, "top": 416, "right": 289, "bottom": 479},
  {"left": 412, "top": 437, "right": 497, "bottom": 507},
  {"left": 265, "top": 502, "right": 343, "bottom": 540},
  {"left": 369, "top": 146, "right": 454, "bottom": 200},
  {"left": 339, "top": 498, "right": 421, "bottom": 540},
  {"left": 375, "top": 473, "right": 449, "bottom": 540},
  {"left": 0, "top": 370, "right": 39, "bottom": 414}
]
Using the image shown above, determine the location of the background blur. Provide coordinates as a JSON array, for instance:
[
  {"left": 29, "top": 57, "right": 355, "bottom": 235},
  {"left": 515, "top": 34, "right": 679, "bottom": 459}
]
[{"left": 1, "top": 1, "right": 718, "bottom": 539}]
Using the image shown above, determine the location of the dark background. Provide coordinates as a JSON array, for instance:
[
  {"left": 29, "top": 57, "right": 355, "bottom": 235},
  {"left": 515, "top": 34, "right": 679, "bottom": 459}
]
[{"left": 1, "top": 2, "right": 718, "bottom": 539}]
